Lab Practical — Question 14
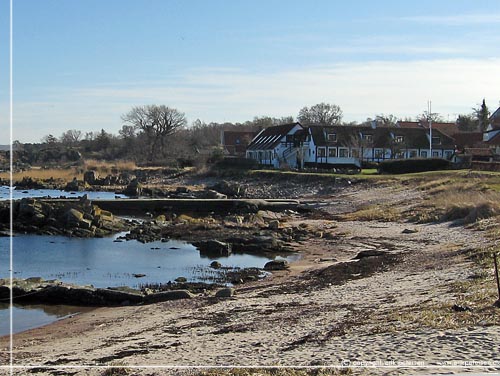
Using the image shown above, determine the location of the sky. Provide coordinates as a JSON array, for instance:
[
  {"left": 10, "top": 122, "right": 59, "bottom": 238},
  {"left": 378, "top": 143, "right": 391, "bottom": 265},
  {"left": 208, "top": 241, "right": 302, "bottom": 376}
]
[{"left": 1, "top": 0, "right": 500, "bottom": 143}]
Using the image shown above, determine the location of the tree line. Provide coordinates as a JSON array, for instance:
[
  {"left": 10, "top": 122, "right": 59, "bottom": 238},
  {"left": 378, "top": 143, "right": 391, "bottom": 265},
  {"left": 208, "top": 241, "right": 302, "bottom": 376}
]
[{"left": 18, "top": 99, "right": 492, "bottom": 167}]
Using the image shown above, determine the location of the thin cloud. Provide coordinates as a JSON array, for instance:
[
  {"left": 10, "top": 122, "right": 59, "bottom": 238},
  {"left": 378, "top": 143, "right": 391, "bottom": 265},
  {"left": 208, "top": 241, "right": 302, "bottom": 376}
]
[
  {"left": 401, "top": 13, "right": 500, "bottom": 25},
  {"left": 4, "top": 58, "right": 500, "bottom": 143}
]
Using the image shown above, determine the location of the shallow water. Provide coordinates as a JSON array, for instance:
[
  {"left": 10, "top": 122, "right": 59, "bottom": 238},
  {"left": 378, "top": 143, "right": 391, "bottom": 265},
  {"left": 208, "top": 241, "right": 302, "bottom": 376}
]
[
  {"left": 0, "top": 233, "right": 299, "bottom": 335},
  {"left": 0, "top": 186, "right": 127, "bottom": 201},
  {"left": 0, "top": 304, "right": 93, "bottom": 337}
]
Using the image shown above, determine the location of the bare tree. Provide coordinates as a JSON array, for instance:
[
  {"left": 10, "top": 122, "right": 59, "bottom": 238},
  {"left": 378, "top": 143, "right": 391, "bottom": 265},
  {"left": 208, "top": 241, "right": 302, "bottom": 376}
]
[
  {"left": 122, "top": 105, "right": 187, "bottom": 161},
  {"left": 298, "top": 103, "right": 343, "bottom": 126},
  {"left": 60, "top": 129, "right": 82, "bottom": 145}
]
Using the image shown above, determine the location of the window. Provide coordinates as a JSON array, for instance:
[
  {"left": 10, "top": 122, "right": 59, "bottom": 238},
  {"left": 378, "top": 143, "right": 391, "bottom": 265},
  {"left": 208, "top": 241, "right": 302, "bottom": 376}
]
[
  {"left": 328, "top": 147, "right": 337, "bottom": 157},
  {"left": 374, "top": 149, "right": 384, "bottom": 158},
  {"left": 409, "top": 150, "right": 418, "bottom": 158},
  {"left": 421, "top": 151, "right": 428, "bottom": 158},
  {"left": 350, "top": 148, "right": 360, "bottom": 158},
  {"left": 432, "top": 136, "right": 441, "bottom": 145},
  {"left": 396, "top": 151, "right": 405, "bottom": 159},
  {"left": 339, "top": 148, "right": 349, "bottom": 158},
  {"left": 327, "top": 133, "right": 337, "bottom": 142},
  {"left": 317, "top": 147, "right": 326, "bottom": 157},
  {"left": 444, "top": 150, "right": 453, "bottom": 160},
  {"left": 362, "top": 134, "right": 373, "bottom": 142},
  {"left": 432, "top": 151, "right": 440, "bottom": 157},
  {"left": 395, "top": 136, "right": 404, "bottom": 143}
]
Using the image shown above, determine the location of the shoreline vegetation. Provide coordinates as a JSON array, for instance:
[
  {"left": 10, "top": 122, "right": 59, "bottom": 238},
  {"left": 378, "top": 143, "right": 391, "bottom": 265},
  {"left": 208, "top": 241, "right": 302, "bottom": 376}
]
[{"left": 1, "top": 165, "right": 500, "bottom": 375}]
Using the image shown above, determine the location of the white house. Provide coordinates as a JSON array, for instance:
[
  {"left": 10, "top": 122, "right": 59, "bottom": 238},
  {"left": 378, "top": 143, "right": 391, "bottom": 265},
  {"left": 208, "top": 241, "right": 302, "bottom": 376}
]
[{"left": 245, "top": 123, "right": 305, "bottom": 168}]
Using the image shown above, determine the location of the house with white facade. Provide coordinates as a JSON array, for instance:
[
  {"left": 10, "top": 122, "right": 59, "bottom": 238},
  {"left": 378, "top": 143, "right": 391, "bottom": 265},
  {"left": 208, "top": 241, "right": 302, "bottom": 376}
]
[
  {"left": 246, "top": 122, "right": 456, "bottom": 170},
  {"left": 245, "top": 123, "right": 305, "bottom": 168}
]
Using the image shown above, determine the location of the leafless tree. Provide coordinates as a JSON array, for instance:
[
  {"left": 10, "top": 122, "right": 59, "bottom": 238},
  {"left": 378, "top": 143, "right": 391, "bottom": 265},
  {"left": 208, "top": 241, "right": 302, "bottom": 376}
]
[
  {"left": 122, "top": 105, "right": 187, "bottom": 161},
  {"left": 60, "top": 129, "right": 83, "bottom": 145}
]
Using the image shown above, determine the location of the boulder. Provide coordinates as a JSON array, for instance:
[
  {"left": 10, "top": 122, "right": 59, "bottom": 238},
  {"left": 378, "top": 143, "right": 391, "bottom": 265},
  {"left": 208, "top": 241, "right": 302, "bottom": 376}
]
[
  {"left": 124, "top": 179, "right": 142, "bottom": 197},
  {"left": 143, "top": 289, "right": 193, "bottom": 303},
  {"left": 194, "top": 240, "right": 232, "bottom": 257},
  {"left": 353, "top": 250, "right": 388, "bottom": 259},
  {"left": 203, "top": 189, "right": 227, "bottom": 199},
  {"left": 210, "top": 261, "right": 222, "bottom": 269},
  {"left": 64, "top": 208, "right": 84, "bottom": 224},
  {"left": 268, "top": 220, "right": 280, "bottom": 230},
  {"left": 83, "top": 170, "right": 99, "bottom": 185},
  {"left": 215, "top": 288, "right": 235, "bottom": 298},
  {"left": 64, "top": 178, "right": 80, "bottom": 192},
  {"left": 264, "top": 260, "right": 289, "bottom": 271}
]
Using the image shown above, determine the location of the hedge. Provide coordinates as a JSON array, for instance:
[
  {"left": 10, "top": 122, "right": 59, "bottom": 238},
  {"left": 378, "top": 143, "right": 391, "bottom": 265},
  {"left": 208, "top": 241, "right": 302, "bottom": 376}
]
[{"left": 378, "top": 158, "right": 452, "bottom": 174}]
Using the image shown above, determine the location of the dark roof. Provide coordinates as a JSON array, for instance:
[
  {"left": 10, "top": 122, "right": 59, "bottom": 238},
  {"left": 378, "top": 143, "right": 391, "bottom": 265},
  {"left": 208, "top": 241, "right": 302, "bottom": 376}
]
[
  {"left": 308, "top": 125, "right": 455, "bottom": 149},
  {"left": 396, "top": 121, "right": 422, "bottom": 129},
  {"left": 453, "top": 132, "right": 484, "bottom": 149},
  {"left": 223, "top": 131, "right": 258, "bottom": 155},
  {"left": 246, "top": 123, "right": 302, "bottom": 151}
]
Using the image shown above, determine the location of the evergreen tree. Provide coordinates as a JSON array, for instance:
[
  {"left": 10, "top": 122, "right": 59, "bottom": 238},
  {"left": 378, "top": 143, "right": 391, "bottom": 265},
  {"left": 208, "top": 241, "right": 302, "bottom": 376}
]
[{"left": 475, "top": 99, "right": 490, "bottom": 132}]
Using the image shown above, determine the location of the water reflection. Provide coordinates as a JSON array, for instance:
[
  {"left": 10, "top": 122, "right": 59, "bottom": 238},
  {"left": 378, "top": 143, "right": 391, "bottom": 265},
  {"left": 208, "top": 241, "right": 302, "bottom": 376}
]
[{"left": 0, "top": 303, "right": 93, "bottom": 336}]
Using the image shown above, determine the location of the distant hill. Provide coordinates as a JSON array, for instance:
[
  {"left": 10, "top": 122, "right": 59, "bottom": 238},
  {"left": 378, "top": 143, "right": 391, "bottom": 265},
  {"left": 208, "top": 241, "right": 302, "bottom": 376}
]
[{"left": 0, "top": 145, "right": 10, "bottom": 151}]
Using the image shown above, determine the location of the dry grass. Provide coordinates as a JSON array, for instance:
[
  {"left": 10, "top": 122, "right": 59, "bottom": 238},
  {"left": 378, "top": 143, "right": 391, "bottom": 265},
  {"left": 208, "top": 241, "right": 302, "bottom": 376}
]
[
  {"left": 83, "top": 159, "right": 137, "bottom": 174},
  {"left": 1, "top": 166, "right": 83, "bottom": 182}
]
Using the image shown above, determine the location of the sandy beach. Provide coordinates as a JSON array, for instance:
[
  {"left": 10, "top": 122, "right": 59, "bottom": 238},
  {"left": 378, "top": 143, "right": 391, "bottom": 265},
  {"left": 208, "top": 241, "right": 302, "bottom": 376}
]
[{"left": 1, "top": 183, "right": 500, "bottom": 376}]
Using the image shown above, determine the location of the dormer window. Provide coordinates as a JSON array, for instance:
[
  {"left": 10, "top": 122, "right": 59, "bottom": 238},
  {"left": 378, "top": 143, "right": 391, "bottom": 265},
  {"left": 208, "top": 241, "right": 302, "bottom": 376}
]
[
  {"left": 327, "top": 133, "right": 337, "bottom": 142},
  {"left": 362, "top": 134, "right": 373, "bottom": 142},
  {"left": 432, "top": 136, "right": 441, "bottom": 145},
  {"left": 395, "top": 136, "right": 404, "bottom": 143}
]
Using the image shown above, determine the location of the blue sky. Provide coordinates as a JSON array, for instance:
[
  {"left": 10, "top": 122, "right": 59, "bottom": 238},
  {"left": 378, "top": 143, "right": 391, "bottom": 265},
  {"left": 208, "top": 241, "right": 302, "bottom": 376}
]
[{"left": 1, "top": 0, "right": 500, "bottom": 143}]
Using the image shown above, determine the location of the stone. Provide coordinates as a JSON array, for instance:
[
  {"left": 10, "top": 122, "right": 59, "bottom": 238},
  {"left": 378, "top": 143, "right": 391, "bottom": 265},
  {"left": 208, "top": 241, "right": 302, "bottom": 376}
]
[
  {"left": 353, "top": 250, "right": 388, "bottom": 259},
  {"left": 64, "top": 178, "right": 80, "bottom": 192},
  {"left": 144, "top": 290, "right": 193, "bottom": 303},
  {"left": 215, "top": 288, "right": 235, "bottom": 298},
  {"left": 452, "top": 304, "right": 473, "bottom": 312},
  {"left": 203, "top": 190, "right": 227, "bottom": 199},
  {"left": 210, "top": 261, "right": 222, "bottom": 269},
  {"left": 83, "top": 170, "right": 99, "bottom": 185},
  {"left": 175, "top": 277, "right": 187, "bottom": 283},
  {"left": 194, "top": 240, "right": 232, "bottom": 257},
  {"left": 124, "top": 178, "right": 142, "bottom": 197},
  {"left": 402, "top": 228, "right": 418, "bottom": 234},
  {"left": 64, "top": 208, "right": 84, "bottom": 224},
  {"left": 264, "top": 260, "right": 289, "bottom": 271},
  {"left": 268, "top": 220, "right": 280, "bottom": 230}
]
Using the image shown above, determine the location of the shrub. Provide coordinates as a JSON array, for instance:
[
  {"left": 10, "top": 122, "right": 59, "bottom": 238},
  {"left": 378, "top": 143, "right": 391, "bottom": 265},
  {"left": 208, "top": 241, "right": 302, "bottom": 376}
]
[{"left": 378, "top": 158, "right": 451, "bottom": 174}]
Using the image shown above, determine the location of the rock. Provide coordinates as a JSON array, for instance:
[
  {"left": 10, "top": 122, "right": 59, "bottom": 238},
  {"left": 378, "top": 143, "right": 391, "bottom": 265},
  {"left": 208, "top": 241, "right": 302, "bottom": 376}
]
[
  {"left": 452, "top": 304, "right": 473, "bottom": 312},
  {"left": 209, "top": 180, "right": 246, "bottom": 197},
  {"left": 203, "top": 189, "right": 227, "bottom": 199},
  {"left": 124, "top": 178, "right": 142, "bottom": 197},
  {"left": 64, "top": 208, "right": 84, "bottom": 224},
  {"left": 215, "top": 288, "right": 235, "bottom": 298},
  {"left": 133, "top": 273, "right": 146, "bottom": 278},
  {"left": 64, "top": 177, "right": 80, "bottom": 192},
  {"left": 268, "top": 220, "right": 280, "bottom": 230},
  {"left": 210, "top": 261, "right": 222, "bottom": 269},
  {"left": 83, "top": 170, "right": 99, "bottom": 185},
  {"left": 194, "top": 240, "right": 232, "bottom": 257},
  {"left": 402, "top": 228, "right": 418, "bottom": 234},
  {"left": 144, "top": 290, "right": 193, "bottom": 303},
  {"left": 264, "top": 259, "right": 289, "bottom": 271},
  {"left": 175, "top": 277, "right": 187, "bottom": 283},
  {"left": 353, "top": 250, "right": 388, "bottom": 259}
]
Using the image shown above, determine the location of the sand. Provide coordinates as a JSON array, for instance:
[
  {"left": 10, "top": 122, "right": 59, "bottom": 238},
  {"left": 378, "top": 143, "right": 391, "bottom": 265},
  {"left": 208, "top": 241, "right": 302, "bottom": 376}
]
[{"left": 1, "top": 185, "right": 499, "bottom": 375}]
